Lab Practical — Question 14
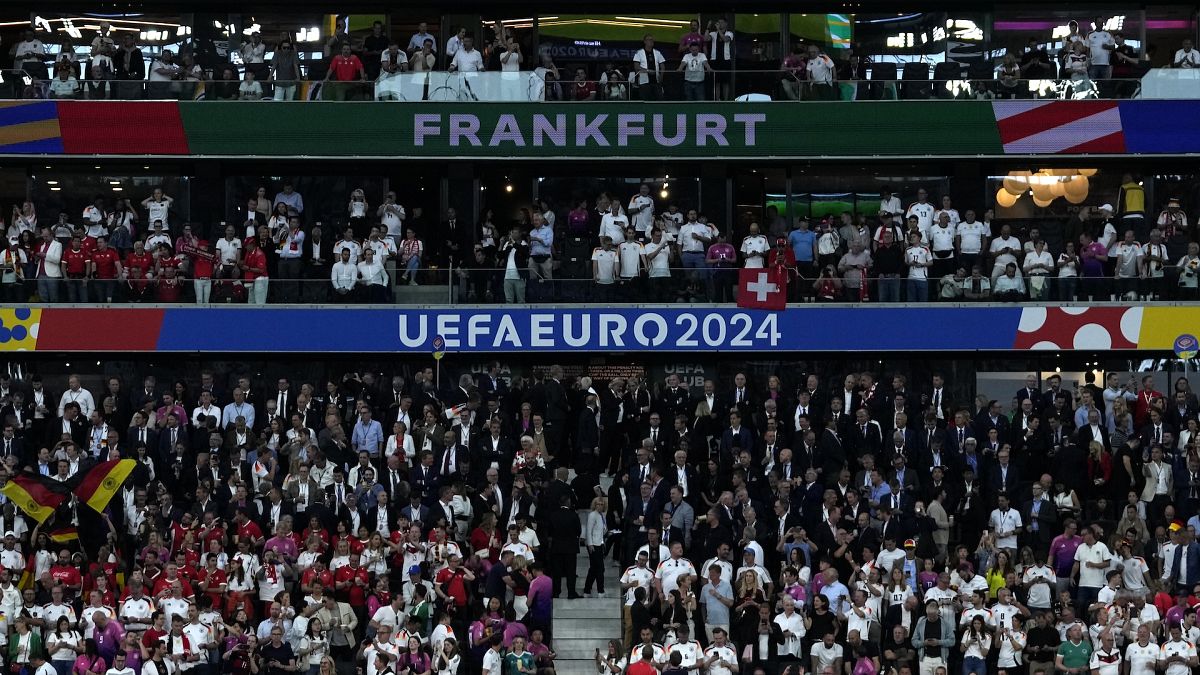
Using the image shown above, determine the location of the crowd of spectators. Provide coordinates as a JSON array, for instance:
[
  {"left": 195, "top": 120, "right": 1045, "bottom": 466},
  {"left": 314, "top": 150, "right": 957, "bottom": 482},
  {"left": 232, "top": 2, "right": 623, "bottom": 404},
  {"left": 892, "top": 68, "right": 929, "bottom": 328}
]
[
  {"left": 3, "top": 177, "right": 1199, "bottom": 305},
  {"left": 591, "top": 367, "right": 1200, "bottom": 675},
  {"left": 2, "top": 363, "right": 1200, "bottom": 675},
  {"left": 7, "top": 16, "right": 1198, "bottom": 102}
]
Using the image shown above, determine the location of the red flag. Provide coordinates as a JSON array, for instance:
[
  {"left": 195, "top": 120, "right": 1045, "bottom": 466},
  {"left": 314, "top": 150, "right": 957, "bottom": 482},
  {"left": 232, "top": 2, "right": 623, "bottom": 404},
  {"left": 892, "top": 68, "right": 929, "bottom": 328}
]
[{"left": 737, "top": 267, "right": 787, "bottom": 310}]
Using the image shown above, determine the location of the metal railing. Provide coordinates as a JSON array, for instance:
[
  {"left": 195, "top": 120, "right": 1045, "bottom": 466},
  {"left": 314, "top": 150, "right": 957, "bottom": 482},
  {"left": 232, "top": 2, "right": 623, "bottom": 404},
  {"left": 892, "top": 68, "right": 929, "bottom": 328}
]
[
  {"left": 4, "top": 265, "right": 1194, "bottom": 305},
  {"left": 6, "top": 68, "right": 1152, "bottom": 102}
]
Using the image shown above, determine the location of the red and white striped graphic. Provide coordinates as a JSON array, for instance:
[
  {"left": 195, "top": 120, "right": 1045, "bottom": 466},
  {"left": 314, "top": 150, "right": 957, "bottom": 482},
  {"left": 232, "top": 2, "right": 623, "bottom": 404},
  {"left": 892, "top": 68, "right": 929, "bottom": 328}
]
[{"left": 993, "top": 100, "right": 1126, "bottom": 154}]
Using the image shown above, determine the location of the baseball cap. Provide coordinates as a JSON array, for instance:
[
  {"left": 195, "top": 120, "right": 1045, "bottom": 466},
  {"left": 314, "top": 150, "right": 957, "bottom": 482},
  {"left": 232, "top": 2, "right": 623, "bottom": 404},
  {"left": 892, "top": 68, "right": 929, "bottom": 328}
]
[
  {"left": 3, "top": 531, "right": 13, "bottom": 538},
  {"left": 408, "top": 565, "right": 421, "bottom": 575},
  {"left": 903, "top": 539, "right": 916, "bottom": 548},
  {"left": 1098, "top": 203, "right": 1114, "bottom": 212}
]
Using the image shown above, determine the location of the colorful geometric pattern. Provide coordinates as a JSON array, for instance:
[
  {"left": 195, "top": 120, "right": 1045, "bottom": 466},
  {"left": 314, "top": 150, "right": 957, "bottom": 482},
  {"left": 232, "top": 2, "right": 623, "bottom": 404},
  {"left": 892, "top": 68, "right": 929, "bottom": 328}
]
[
  {"left": 0, "top": 305, "right": 1189, "bottom": 353},
  {"left": 1013, "top": 306, "right": 1142, "bottom": 350},
  {"left": 0, "top": 307, "right": 41, "bottom": 351},
  {"left": 0, "top": 101, "right": 63, "bottom": 153},
  {"left": 993, "top": 100, "right": 1126, "bottom": 154}
]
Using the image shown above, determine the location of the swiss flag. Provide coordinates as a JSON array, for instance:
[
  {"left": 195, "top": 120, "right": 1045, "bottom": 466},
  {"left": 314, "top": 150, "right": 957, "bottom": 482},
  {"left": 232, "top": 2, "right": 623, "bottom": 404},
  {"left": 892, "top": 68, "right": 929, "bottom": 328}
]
[{"left": 736, "top": 267, "right": 787, "bottom": 310}]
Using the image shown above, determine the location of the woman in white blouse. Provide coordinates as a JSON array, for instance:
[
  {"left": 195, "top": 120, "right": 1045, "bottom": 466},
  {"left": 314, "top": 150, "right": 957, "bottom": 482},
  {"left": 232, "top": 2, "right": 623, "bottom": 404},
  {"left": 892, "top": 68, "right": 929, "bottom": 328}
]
[
  {"left": 583, "top": 497, "right": 608, "bottom": 597},
  {"left": 385, "top": 421, "right": 416, "bottom": 465}
]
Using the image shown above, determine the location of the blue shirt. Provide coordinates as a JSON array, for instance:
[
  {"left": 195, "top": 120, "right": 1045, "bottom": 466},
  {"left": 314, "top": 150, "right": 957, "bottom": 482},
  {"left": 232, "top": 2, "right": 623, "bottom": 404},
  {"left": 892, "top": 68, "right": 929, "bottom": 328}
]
[
  {"left": 787, "top": 229, "right": 816, "bottom": 262},
  {"left": 273, "top": 190, "right": 304, "bottom": 213},
  {"left": 700, "top": 579, "right": 733, "bottom": 625},
  {"left": 530, "top": 224, "right": 554, "bottom": 256},
  {"left": 352, "top": 418, "right": 383, "bottom": 456}
]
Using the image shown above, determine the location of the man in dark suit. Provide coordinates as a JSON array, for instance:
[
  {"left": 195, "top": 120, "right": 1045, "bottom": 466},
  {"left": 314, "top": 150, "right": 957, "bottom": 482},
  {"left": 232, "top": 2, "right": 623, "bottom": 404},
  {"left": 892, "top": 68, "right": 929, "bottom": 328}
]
[
  {"left": 598, "top": 378, "right": 629, "bottom": 475},
  {"left": 945, "top": 411, "right": 975, "bottom": 455},
  {"left": 576, "top": 394, "right": 600, "bottom": 474},
  {"left": 436, "top": 208, "right": 472, "bottom": 268},
  {"left": 986, "top": 448, "right": 1021, "bottom": 505},
  {"left": 476, "top": 362, "right": 508, "bottom": 402},
  {"left": 325, "top": 469, "right": 355, "bottom": 521},
  {"left": 718, "top": 410, "right": 754, "bottom": 465},
  {"left": 543, "top": 365, "right": 570, "bottom": 458},
  {"left": 622, "top": 481, "right": 658, "bottom": 566},
  {"left": 727, "top": 372, "right": 755, "bottom": 420},
  {"left": 408, "top": 451, "right": 438, "bottom": 503},
  {"left": 302, "top": 223, "right": 334, "bottom": 301},
  {"left": 472, "top": 418, "right": 516, "bottom": 474},
  {"left": 1075, "top": 409, "right": 1110, "bottom": 449},
  {"left": 399, "top": 492, "right": 429, "bottom": 524},
  {"left": 156, "top": 412, "right": 189, "bottom": 464},
  {"left": 656, "top": 374, "right": 691, "bottom": 422},
  {"left": 1040, "top": 374, "right": 1073, "bottom": 411},
  {"left": 1, "top": 391, "right": 35, "bottom": 440},
  {"left": 1139, "top": 408, "right": 1176, "bottom": 448},
  {"left": 1015, "top": 374, "right": 1042, "bottom": 413},
  {"left": 640, "top": 411, "right": 669, "bottom": 460},
  {"left": 548, "top": 495, "right": 582, "bottom": 598},
  {"left": 1023, "top": 482, "right": 1058, "bottom": 550},
  {"left": 0, "top": 424, "right": 24, "bottom": 464},
  {"left": 974, "top": 400, "right": 1009, "bottom": 438},
  {"left": 848, "top": 408, "right": 884, "bottom": 459},
  {"left": 46, "top": 402, "right": 88, "bottom": 449}
]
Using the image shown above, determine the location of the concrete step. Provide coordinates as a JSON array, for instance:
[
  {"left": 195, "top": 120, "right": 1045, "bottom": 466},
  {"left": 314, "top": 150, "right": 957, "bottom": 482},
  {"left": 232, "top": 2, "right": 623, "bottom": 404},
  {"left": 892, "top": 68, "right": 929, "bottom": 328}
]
[
  {"left": 555, "top": 662, "right": 600, "bottom": 675},
  {"left": 554, "top": 603, "right": 621, "bottom": 619},
  {"left": 553, "top": 636, "right": 618, "bottom": 660},
  {"left": 552, "top": 597, "right": 613, "bottom": 612}
]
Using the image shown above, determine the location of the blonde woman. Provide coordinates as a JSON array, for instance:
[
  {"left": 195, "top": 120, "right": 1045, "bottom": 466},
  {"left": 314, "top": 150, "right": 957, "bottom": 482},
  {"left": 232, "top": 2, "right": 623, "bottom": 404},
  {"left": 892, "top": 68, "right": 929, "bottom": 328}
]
[{"left": 584, "top": 497, "right": 608, "bottom": 597}]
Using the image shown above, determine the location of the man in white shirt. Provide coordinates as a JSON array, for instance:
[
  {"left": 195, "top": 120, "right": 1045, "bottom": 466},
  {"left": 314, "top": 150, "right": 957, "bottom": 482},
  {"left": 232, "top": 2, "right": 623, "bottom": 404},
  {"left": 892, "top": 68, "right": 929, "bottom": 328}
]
[
  {"left": 617, "top": 232, "right": 644, "bottom": 284},
  {"left": 13, "top": 30, "right": 46, "bottom": 76},
  {"left": 643, "top": 228, "right": 673, "bottom": 299},
  {"left": 448, "top": 37, "right": 484, "bottom": 74},
  {"left": 702, "top": 629, "right": 738, "bottom": 675},
  {"left": 904, "top": 232, "right": 932, "bottom": 302},
  {"left": 356, "top": 248, "right": 388, "bottom": 302},
  {"left": 445, "top": 28, "right": 466, "bottom": 60},
  {"left": 954, "top": 209, "right": 988, "bottom": 271},
  {"left": 1174, "top": 39, "right": 1200, "bottom": 68},
  {"left": 773, "top": 597, "right": 806, "bottom": 658},
  {"left": 633, "top": 35, "right": 666, "bottom": 100},
  {"left": 804, "top": 44, "right": 836, "bottom": 100},
  {"left": 1112, "top": 229, "right": 1143, "bottom": 300},
  {"left": 627, "top": 185, "right": 655, "bottom": 240},
  {"left": 1159, "top": 623, "right": 1198, "bottom": 675},
  {"left": 905, "top": 189, "right": 936, "bottom": 239},
  {"left": 740, "top": 222, "right": 769, "bottom": 269},
  {"left": 677, "top": 43, "right": 710, "bottom": 101},
  {"left": 988, "top": 224, "right": 1022, "bottom": 284},
  {"left": 1085, "top": 16, "right": 1116, "bottom": 81},
  {"left": 599, "top": 203, "right": 629, "bottom": 244},
  {"left": 57, "top": 375, "right": 95, "bottom": 418},
  {"left": 408, "top": 23, "right": 437, "bottom": 55},
  {"left": 592, "top": 238, "right": 620, "bottom": 301}
]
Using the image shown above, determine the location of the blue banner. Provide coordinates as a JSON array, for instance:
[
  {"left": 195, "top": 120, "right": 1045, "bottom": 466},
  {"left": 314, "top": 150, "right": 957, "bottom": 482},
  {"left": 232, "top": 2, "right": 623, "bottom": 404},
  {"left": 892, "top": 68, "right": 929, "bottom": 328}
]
[{"left": 149, "top": 307, "right": 1025, "bottom": 353}]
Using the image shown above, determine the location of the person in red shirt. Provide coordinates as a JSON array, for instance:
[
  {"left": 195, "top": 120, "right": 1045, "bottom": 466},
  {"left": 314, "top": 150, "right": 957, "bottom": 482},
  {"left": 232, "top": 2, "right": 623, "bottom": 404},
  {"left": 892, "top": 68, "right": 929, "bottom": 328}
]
[
  {"left": 434, "top": 553, "right": 475, "bottom": 613},
  {"left": 240, "top": 237, "right": 269, "bottom": 304},
  {"left": 61, "top": 234, "right": 90, "bottom": 302},
  {"left": 48, "top": 550, "right": 83, "bottom": 602},
  {"left": 124, "top": 240, "right": 154, "bottom": 302},
  {"left": 154, "top": 257, "right": 182, "bottom": 302},
  {"left": 626, "top": 647, "right": 657, "bottom": 675},
  {"left": 195, "top": 555, "right": 227, "bottom": 609},
  {"left": 151, "top": 562, "right": 195, "bottom": 599},
  {"left": 333, "top": 551, "right": 370, "bottom": 622},
  {"left": 188, "top": 238, "right": 215, "bottom": 304},
  {"left": 300, "top": 559, "right": 334, "bottom": 596},
  {"left": 234, "top": 508, "right": 264, "bottom": 548},
  {"left": 572, "top": 67, "right": 597, "bottom": 101},
  {"left": 89, "top": 235, "right": 122, "bottom": 302},
  {"left": 324, "top": 43, "right": 365, "bottom": 101}
]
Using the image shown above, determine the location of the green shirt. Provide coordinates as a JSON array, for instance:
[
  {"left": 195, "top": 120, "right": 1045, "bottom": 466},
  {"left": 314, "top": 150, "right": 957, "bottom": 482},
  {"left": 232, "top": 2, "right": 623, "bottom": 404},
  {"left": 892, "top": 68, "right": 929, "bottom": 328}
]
[
  {"left": 504, "top": 651, "right": 535, "bottom": 675},
  {"left": 1057, "top": 639, "right": 1092, "bottom": 669}
]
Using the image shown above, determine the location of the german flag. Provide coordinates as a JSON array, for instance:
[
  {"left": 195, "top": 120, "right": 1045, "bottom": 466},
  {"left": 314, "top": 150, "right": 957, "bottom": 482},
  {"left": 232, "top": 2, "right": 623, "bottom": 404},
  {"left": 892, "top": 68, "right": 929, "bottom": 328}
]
[
  {"left": 49, "top": 527, "right": 78, "bottom": 543},
  {"left": 0, "top": 474, "right": 68, "bottom": 524},
  {"left": 74, "top": 459, "right": 135, "bottom": 514}
]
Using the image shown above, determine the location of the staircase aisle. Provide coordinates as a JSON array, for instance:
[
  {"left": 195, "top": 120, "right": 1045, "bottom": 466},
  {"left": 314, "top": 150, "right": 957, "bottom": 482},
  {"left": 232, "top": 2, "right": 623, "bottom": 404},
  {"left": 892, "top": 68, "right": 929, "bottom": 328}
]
[{"left": 551, "top": 511, "right": 621, "bottom": 675}]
